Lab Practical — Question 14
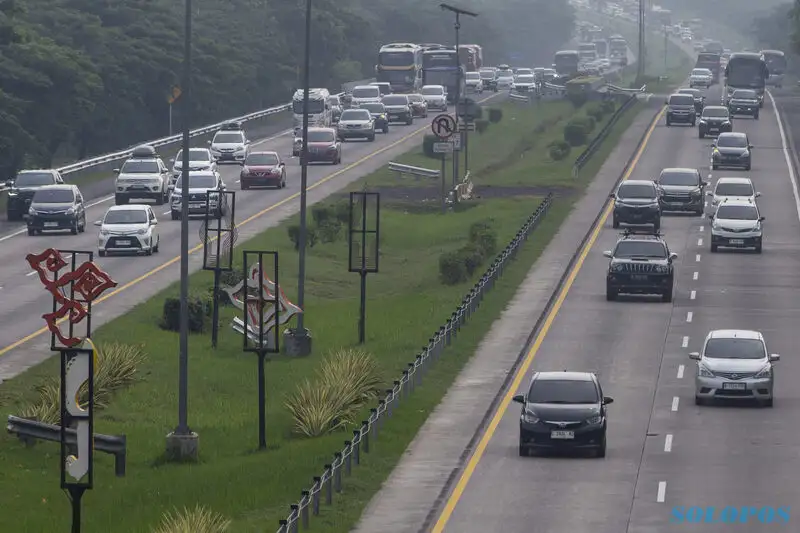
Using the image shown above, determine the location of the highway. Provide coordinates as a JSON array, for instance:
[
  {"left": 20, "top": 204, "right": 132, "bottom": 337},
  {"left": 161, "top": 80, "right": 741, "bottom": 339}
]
[{"left": 430, "top": 83, "right": 800, "bottom": 532}]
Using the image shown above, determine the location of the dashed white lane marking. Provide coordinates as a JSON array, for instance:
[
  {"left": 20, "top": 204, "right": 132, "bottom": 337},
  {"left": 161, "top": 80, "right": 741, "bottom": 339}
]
[
  {"left": 693, "top": 271, "right": 699, "bottom": 280},
  {"left": 677, "top": 364, "right": 685, "bottom": 379},
  {"left": 686, "top": 311, "right": 693, "bottom": 322},
  {"left": 664, "top": 434, "right": 673, "bottom": 452},
  {"left": 26, "top": 271, "right": 36, "bottom": 277},
  {"left": 671, "top": 397, "right": 680, "bottom": 411},
  {"left": 657, "top": 481, "right": 667, "bottom": 502},
  {"left": 681, "top": 335, "right": 689, "bottom": 348},
  {"left": 697, "top": 238, "right": 703, "bottom": 246},
  {"left": 767, "top": 92, "right": 800, "bottom": 226},
  {"left": 162, "top": 210, "right": 171, "bottom": 215},
  {"left": 690, "top": 290, "right": 696, "bottom": 300},
  {"left": 699, "top": 225, "right": 704, "bottom": 232},
  {"left": 695, "top": 254, "right": 701, "bottom": 262}
]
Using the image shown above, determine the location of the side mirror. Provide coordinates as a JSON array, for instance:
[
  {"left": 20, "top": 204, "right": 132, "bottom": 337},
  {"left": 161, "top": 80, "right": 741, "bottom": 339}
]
[
  {"left": 245, "top": 140, "right": 251, "bottom": 144},
  {"left": 113, "top": 169, "right": 120, "bottom": 174},
  {"left": 170, "top": 158, "right": 175, "bottom": 163},
  {"left": 748, "top": 144, "right": 753, "bottom": 149},
  {"left": 151, "top": 220, "right": 158, "bottom": 225},
  {"left": 93, "top": 220, "right": 102, "bottom": 226},
  {"left": 602, "top": 397, "right": 614, "bottom": 405},
  {"left": 689, "top": 352, "right": 701, "bottom": 360},
  {"left": 512, "top": 394, "right": 525, "bottom": 404},
  {"left": 769, "top": 353, "right": 781, "bottom": 362},
  {"left": 707, "top": 214, "right": 714, "bottom": 220},
  {"left": 755, "top": 191, "right": 761, "bottom": 197},
  {"left": 759, "top": 216, "right": 765, "bottom": 221},
  {"left": 602, "top": 250, "right": 613, "bottom": 258},
  {"left": 609, "top": 193, "right": 615, "bottom": 199},
  {"left": 279, "top": 162, "right": 285, "bottom": 167},
  {"left": 220, "top": 183, "right": 226, "bottom": 189},
  {"left": 702, "top": 181, "right": 709, "bottom": 187},
  {"left": 706, "top": 191, "right": 713, "bottom": 196},
  {"left": 669, "top": 252, "right": 678, "bottom": 260},
  {"left": 207, "top": 140, "right": 212, "bottom": 145}
]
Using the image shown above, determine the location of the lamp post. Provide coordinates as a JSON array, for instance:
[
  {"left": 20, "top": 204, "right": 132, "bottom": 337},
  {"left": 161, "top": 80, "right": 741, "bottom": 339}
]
[
  {"left": 637, "top": 0, "right": 646, "bottom": 83},
  {"left": 165, "top": 0, "right": 199, "bottom": 461}
]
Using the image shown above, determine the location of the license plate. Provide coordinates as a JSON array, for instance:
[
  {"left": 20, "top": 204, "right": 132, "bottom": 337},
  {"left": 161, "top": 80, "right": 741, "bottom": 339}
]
[
  {"left": 631, "top": 274, "right": 648, "bottom": 281},
  {"left": 116, "top": 239, "right": 131, "bottom": 245},
  {"left": 551, "top": 431, "right": 574, "bottom": 439},
  {"left": 389, "top": 114, "right": 399, "bottom": 119},
  {"left": 729, "top": 239, "right": 744, "bottom": 245},
  {"left": 190, "top": 203, "right": 203, "bottom": 209},
  {"left": 722, "top": 382, "right": 746, "bottom": 390},
  {"left": 709, "top": 127, "right": 719, "bottom": 131},
  {"left": 44, "top": 222, "right": 58, "bottom": 227}
]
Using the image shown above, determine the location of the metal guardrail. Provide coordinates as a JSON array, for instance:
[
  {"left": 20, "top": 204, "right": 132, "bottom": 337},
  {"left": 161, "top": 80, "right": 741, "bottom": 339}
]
[
  {"left": 0, "top": 78, "right": 376, "bottom": 193},
  {"left": 387, "top": 161, "right": 440, "bottom": 179},
  {"left": 572, "top": 94, "right": 639, "bottom": 179},
  {"left": 6, "top": 415, "right": 127, "bottom": 477},
  {"left": 607, "top": 83, "right": 647, "bottom": 94},
  {"left": 273, "top": 193, "right": 554, "bottom": 533},
  {"left": 508, "top": 92, "right": 532, "bottom": 103}
]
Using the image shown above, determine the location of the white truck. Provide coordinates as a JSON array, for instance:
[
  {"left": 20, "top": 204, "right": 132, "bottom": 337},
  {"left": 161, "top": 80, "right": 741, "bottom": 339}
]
[{"left": 292, "top": 88, "right": 332, "bottom": 135}]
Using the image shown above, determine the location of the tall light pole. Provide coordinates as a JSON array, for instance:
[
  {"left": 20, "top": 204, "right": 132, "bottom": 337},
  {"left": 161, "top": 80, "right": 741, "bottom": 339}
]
[
  {"left": 166, "top": 0, "right": 199, "bottom": 461},
  {"left": 637, "top": 0, "right": 646, "bottom": 83}
]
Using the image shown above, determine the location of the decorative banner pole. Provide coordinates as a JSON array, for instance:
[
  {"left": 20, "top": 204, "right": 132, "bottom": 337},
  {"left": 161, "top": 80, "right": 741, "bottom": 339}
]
[
  {"left": 222, "top": 253, "right": 303, "bottom": 449},
  {"left": 348, "top": 192, "right": 380, "bottom": 344},
  {"left": 200, "top": 190, "right": 238, "bottom": 347},
  {"left": 26, "top": 248, "right": 117, "bottom": 533}
]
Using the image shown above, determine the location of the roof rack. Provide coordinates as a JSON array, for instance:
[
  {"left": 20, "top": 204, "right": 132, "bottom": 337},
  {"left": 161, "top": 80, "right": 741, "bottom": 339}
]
[
  {"left": 620, "top": 228, "right": 663, "bottom": 237},
  {"left": 220, "top": 121, "right": 243, "bottom": 131}
]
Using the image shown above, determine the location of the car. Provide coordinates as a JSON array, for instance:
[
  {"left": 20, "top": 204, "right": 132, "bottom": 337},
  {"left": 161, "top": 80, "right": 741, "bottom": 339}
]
[
  {"left": 677, "top": 87, "right": 705, "bottom": 113},
  {"left": 541, "top": 68, "right": 557, "bottom": 83},
  {"left": 350, "top": 85, "right": 382, "bottom": 107},
  {"left": 711, "top": 132, "right": 752, "bottom": 170},
  {"left": 420, "top": 85, "right": 448, "bottom": 111},
  {"left": 381, "top": 94, "right": 414, "bottom": 125},
  {"left": 479, "top": 67, "right": 498, "bottom": 91},
  {"left": 496, "top": 70, "right": 515, "bottom": 90},
  {"left": 610, "top": 179, "right": 661, "bottom": 230},
  {"left": 407, "top": 94, "right": 429, "bottom": 118},
  {"left": 5, "top": 169, "right": 64, "bottom": 221},
  {"left": 336, "top": 108, "right": 376, "bottom": 141},
  {"left": 95, "top": 204, "right": 160, "bottom": 256},
  {"left": 698, "top": 106, "right": 732, "bottom": 138},
  {"left": 357, "top": 103, "right": 390, "bottom": 133},
  {"left": 689, "top": 67, "right": 713, "bottom": 88},
  {"left": 513, "top": 371, "right": 612, "bottom": 457},
  {"left": 690, "top": 329, "right": 779, "bottom": 407},
  {"left": 727, "top": 89, "right": 760, "bottom": 119},
  {"left": 170, "top": 170, "right": 226, "bottom": 220},
  {"left": 240, "top": 151, "right": 286, "bottom": 189},
  {"left": 328, "top": 95, "right": 343, "bottom": 123},
  {"left": 113, "top": 145, "right": 171, "bottom": 205},
  {"left": 665, "top": 93, "right": 696, "bottom": 126},
  {"left": 170, "top": 147, "right": 217, "bottom": 184},
  {"left": 208, "top": 124, "right": 249, "bottom": 164},
  {"left": 603, "top": 228, "right": 677, "bottom": 301},
  {"left": 369, "top": 82, "right": 392, "bottom": 97},
  {"left": 511, "top": 74, "right": 536, "bottom": 93},
  {"left": 656, "top": 168, "right": 708, "bottom": 215},
  {"left": 464, "top": 71, "right": 484, "bottom": 93},
  {"left": 26, "top": 184, "right": 86, "bottom": 236},
  {"left": 706, "top": 176, "right": 760, "bottom": 209},
  {"left": 297, "top": 127, "right": 341, "bottom": 164},
  {"left": 708, "top": 198, "right": 764, "bottom": 252},
  {"left": 514, "top": 67, "right": 534, "bottom": 76}
]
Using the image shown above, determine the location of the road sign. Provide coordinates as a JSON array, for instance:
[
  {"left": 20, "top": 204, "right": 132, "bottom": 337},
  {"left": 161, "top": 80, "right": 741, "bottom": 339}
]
[
  {"left": 458, "top": 123, "right": 476, "bottom": 132},
  {"left": 433, "top": 142, "right": 454, "bottom": 154},
  {"left": 452, "top": 135, "right": 461, "bottom": 150},
  {"left": 168, "top": 86, "right": 182, "bottom": 104},
  {"left": 431, "top": 114, "right": 457, "bottom": 139}
]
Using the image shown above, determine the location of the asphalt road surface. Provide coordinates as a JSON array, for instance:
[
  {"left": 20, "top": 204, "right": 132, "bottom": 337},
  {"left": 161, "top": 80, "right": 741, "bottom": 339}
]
[{"left": 431, "top": 84, "right": 800, "bottom": 532}]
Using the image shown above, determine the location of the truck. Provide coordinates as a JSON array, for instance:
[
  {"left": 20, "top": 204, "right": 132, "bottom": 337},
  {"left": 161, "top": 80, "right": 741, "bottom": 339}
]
[
  {"left": 422, "top": 48, "right": 464, "bottom": 103},
  {"left": 695, "top": 52, "right": 721, "bottom": 85},
  {"left": 458, "top": 44, "right": 483, "bottom": 71},
  {"left": 609, "top": 37, "right": 628, "bottom": 65},
  {"left": 291, "top": 88, "right": 332, "bottom": 134},
  {"left": 593, "top": 39, "right": 608, "bottom": 58}
]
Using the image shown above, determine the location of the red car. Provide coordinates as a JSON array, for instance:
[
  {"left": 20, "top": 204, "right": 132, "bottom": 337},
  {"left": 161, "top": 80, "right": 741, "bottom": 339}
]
[
  {"left": 240, "top": 151, "right": 286, "bottom": 189},
  {"left": 304, "top": 127, "right": 342, "bottom": 165}
]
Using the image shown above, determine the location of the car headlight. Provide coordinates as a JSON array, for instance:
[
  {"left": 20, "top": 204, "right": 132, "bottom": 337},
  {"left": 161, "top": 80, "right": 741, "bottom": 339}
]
[
  {"left": 100, "top": 229, "right": 109, "bottom": 235},
  {"left": 521, "top": 410, "right": 539, "bottom": 424},
  {"left": 28, "top": 207, "right": 36, "bottom": 215},
  {"left": 66, "top": 207, "right": 75, "bottom": 215},
  {"left": 754, "top": 365, "right": 772, "bottom": 379},
  {"left": 699, "top": 119, "right": 707, "bottom": 124},
  {"left": 379, "top": 114, "right": 386, "bottom": 120},
  {"left": 586, "top": 415, "right": 603, "bottom": 425},
  {"left": 653, "top": 264, "right": 669, "bottom": 273},
  {"left": 698, "top": 364, "right": 714, "bottom": 378},
  {"left": 7, "top": 190, "right": 16, "bottom": 196},
  {"left": 742, "top": 151, "right": 750, "bottom": 157},
  {"left": 137, "top": 228, "right": 147, "bottom": 235},
  {"left": 610, "top": 263, "right": 624, "bottom": 272},
  {"left": 691, "top": 189, "right": 702, "bottom": 197}
]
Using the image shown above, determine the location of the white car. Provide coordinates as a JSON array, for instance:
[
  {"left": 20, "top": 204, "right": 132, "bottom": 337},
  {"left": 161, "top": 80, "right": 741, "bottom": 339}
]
[
  {"left": 706, "top": 177, "right": 760, "bottom": 209},
  {"left": 170, "top": 170, "right": 226, "bottom": 220},
  {"left": 708, "top": 198, "right": 764, "bottom": 253},
  {"left": 689, "top": 68, "right": 713, "bottom": 88},
  {"left": 464, "top": 72, "right": 484, "bottom": 93},
  {"left": 511, "top": 74, "right": 536, "bottom": 92},
  {"left": 350, "top": 85, "right": 383, "bottom": 107},
  {"left": 208, "top": 123, "right": 249, "bottom": 164},
  {"left": 95, "top": 204, "right": 160, "bottom": 256},
  {"left": 420, "top": 85, "right": 448, "bottom": 111},
  {"left": 170, "top": 147, "right": 217, "bottom": 183},
  {"left": 514, "top": 68, "right": 533, "bottom": 76},
  {"left": 496, "top": 72, "right": 515, "bottom": 89}
]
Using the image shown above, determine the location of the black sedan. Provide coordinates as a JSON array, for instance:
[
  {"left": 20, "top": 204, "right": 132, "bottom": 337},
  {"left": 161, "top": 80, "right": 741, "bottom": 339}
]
[{"left": 356, "top": 102, "right": 390, "bottom": 133}]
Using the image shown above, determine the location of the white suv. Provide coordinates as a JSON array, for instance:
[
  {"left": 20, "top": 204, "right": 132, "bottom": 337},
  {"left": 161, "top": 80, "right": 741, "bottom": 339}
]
[
  {"left": 708, "top": 198, "right": 764, "bottom": 253},
  {"left": 114, "top": 145, "right": 170, "bottom": 205},
  {"left": 706, "top": 177, "right": 760, "bottom": 210},
  {"left": 209, "top": 122, "right": 249, "bottom": 164},
  {"left": 95, "top": 204, "right": 160, "bottom": 256},
  {"left": 170, "top": 147, "right": 217, "bottom": 184}
]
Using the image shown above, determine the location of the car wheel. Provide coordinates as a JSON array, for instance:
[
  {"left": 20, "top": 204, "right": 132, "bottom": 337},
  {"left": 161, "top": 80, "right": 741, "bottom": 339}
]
[
  {"left": 653, "top": 220, "right": 661, "bottom": 232},
  {"left": 79, "top": 216, "right": 86, "bottom": 232},
  {"left": 666, "top": 119, "right": 671, "bottom": 126},
  {"left": 98, "top": 250, "right": 106, "bottom": 257},
  {"left": 764, "top": 398, "right": 774, "bottom": 407},
  {"left": 606, "top": 286, "right": 617, "bottom": 301},
  {"left": 710, "top": 243, "right": 718, "bottom": 252},
  {"left": 662, "top": 289, "right": 672, "bottom": 303},
  {"left": 145, "top": 245, "right": 153, "bottom": 256},
  {"left": 698, "top": 131, "right": 704, "bottom": 138},
  {"left": 115, "top": 194, "right": 128, "bottom": 205},
  {"left": 71, "top": 219, "right": 79, "bottom": 235},
  {"left": 596, "top": 435, "right": 607, "bottom": 458},
  {"left": 745, "top": 163, "right": 751, "bottom": 170},
  {"left": 712, "top": 164, "right": 718, "bottom": 170},
  {"left": 241, "top": 181, "right": 249, "bottom": 190},
  {"left": 369, "top": 134, "right": 376, "bottom": 142},
  {"left": 755, "top": 243, "right": 763, "bottom": 254},
  {"left": 154, "top": 237, "right": 160, "bottom": 253},
  {"left": 754, "top": 113, "right": 759, "bottom": 120},
  {"left": 612, "top": 215, "right": 619, "bottom": 229},
  {"left": 694, "top": 395, "right": 704, "bottom": 406},
  {"left": 695, "top": 208, "right": 704, "bottom": 217}
]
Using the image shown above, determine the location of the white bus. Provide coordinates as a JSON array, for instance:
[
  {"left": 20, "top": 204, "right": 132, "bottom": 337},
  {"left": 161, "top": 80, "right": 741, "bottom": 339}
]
[{"left": 292, "top": 88, "right": 332, "bottom": 133}]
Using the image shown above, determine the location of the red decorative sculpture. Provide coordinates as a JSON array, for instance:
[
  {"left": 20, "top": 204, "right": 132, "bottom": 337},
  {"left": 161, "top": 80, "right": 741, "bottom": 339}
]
[{"left": 26, "top": 248, "right": 117, "bottom": 347}]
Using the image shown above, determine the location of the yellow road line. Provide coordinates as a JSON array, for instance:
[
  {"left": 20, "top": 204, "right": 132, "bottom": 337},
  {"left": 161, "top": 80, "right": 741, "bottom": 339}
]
[{"left": 431, "top": 106, "right": 665, "bottom": 532}]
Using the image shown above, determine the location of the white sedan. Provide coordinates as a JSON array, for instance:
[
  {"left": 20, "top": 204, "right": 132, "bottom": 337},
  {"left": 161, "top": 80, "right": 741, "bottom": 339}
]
[{"left": 95, "top": 204, "right": 160, "bottom": 257}]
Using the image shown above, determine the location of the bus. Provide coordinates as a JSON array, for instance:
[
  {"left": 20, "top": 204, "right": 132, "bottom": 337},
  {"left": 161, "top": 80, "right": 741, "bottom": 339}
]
[
  {"left": 376, "top": 43, "right": 423, "bottom": 93},
  {"left": 609, "top": 37, "right": 627, "bottom": 65},
  {"left": 703, "top": 41, "right": 724, "bottom": 55},
  {"left": 761, "top": 50, "right": 786, "bottom": 88},
  {"left": 578, "top": 43, "right": 597, "bottom": 63},
  {"left": 422, "top": 48, "right": 464, "bottom": 103},
  {"left": 553, "top": 50, "right": 580, "bottom": 77},
  {"left": 695, "top": 52, "right": 721, "bottom": 84},
  {"left": 593, "top": 39, "right": 608, "bottom": 58},
  {"left": 725, "top": 52, "right": 769, "bottom": 106}
]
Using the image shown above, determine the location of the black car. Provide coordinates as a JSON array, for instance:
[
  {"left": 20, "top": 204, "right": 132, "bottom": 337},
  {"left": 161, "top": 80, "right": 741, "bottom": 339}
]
[
  {"left": 665, "top": 93, "right": 697, "bottom": 126},
  {"left": 513, "top": 371, "right": 613, "bottom": 457},
  {"left": 610, "top": 180, "right": 661, "bottom": 230},
  {"left": 677, "top": 87, "right": 705, "bottom": 113},
  {"left": 727, "top": 89, "right": 760, "bottom": 119},
  {"left": 26, "top": 184, "right": 86, "bottom": 235},
  {"left": 698, "top": 106, "right": 733, "bottom": 138},
  {"left": 5, "top": 169, "right": 64, "bottom": 221},
  {"left": 656, "top": 168, "right": 708, "bottom": 215},
  {"left": 479, "top": 69, "right": 498, "bottom": 91},
  {"left": 381, "top": 94, "right": 414, "bottom": 125},
  {"left": 604, "top": 229, "right": 677, "bottom": 302},
  {"left": 357, "top": 102, "right": 390, "bottom": 133},
  {"left": 712, "top": 132, "right": 752, "bottom": 171}
]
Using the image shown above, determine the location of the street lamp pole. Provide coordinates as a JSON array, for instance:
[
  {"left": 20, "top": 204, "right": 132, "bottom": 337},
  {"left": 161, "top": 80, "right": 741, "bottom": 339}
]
[{"left": 637, "top": 0, "right": 646, "bottom": 83}]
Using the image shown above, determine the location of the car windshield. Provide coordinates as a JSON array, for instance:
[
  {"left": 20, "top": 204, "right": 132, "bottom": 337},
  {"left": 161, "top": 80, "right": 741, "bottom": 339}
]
[
  {"left": 174, "top": 174, "right": 217, "bottom": 189},
  {"left": 618, "top": 183, "right": 656, "bottom": 199},
  {"left": 307, "top": 130, "right": 335, "bottom": 143},
  {"left": 15, "top": 172, "right": 54, "bottom": 186},
  {"left": 528, "top": 379, "right": 599, "bottom": 404},
  {"left": 669, "top": 95, "right": 694, "bottom": 105},
  {"left": 703, "top": 108, "right": 729, "bottom": 118},
  {"left": 466, "top": 72, "right": 480, "bottom": 80},
  {"left": 716, "top": 205, "right": 758, "bottom": 220},
  {"left": 715, "top": 182, "right": 754, "bottom": 196},
  {"left": 678, "top": 89, "right": 700, "bottom": 97},
  {"left": 382, "top": 95, "right": 408, "bottom": 105},
  {"left": 120, "top": 161, "right": 159, "bottom": 173},
  {"left": 360, "top": 103, "right": 384, "bottom": 114},
  {"left": 352, "top": 87, "right": 379, "bottom": 98},
  {"left": 659, "top": 171, "right": 698, "bottom": 186},
  {"left": 515, "top": 75, "right": 534, "bottom": 83},
  {"left": 421, "top": 87, "right": 443, "bottom": 95},
  {"left": 692, "top": 69, "right": 710, "bottom": 75},
  {"left": 732, "top": 90, "right": 757, "bottom": 99},
  {"left": 614, "top": 240, "right": 667, "bottom": 258},
  {"left": 408, "top": 94, "right": 424, "bottom": 102},
  {"left": 341, "top": 109, "right": 371, "bottom": 121},
  {"left": 717, "top": 135, "right": 747, "bottom": 148},
  {"left": 516, "top": 69, "right": 532, "bottom": 75},
  {"left": 327, "top": 96, "right": 340, "bottom": 105},
  {"left": 703, "top": 338, "right": 765, "bottom": 359},
  {"left": 33, "top": 189, "right": 74, "bottom": 203},
  {"left": 176, "top": 149, "right": 210, "bottom": 161},
  {"left": 479, "top": 71, "right": 494, "bottom": 78},
  {"left": 104, "top": 209, "right": 148, "bottom": 224},
  {"left": 213, "top": 133, "right": 244, "bottom": 144},
  {"left": 245, "top": 153, "right": 279, "bottom": 166}
]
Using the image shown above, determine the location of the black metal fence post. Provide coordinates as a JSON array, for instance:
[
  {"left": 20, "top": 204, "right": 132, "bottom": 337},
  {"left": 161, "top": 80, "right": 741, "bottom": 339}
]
[
  {"left": 200, "top": 190, "right": 237, "bottom": 348},
  {"left": 348, "top": 192, "right": 380, "bottom": 344}
]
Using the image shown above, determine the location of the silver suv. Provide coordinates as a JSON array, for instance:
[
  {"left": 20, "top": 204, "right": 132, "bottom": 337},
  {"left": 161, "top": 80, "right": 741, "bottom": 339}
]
[
  {"left": 114, "top": 145, "right": 170, "bottom": 205},
  {"left": 208, "top": 122, "right": 249, "bottom": 164}
]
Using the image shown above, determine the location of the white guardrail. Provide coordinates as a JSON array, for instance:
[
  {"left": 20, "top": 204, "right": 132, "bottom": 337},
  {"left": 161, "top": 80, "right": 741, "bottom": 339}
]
[{"left": 0, "top": 78, "right": 375, "bottom": 193}]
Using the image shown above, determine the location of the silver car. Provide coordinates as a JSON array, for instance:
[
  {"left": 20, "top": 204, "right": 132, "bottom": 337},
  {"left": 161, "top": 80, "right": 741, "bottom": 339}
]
[
  {"left": 706, "top": 177, "right": 760, "bottom": 210},
  {"left": 689, "top": 68, "right": 713, "bottom": 88},
  {"left": 690, "top": 329, "right": 779, "bottom": 407},
  {"left": 420, "top": 85, "right": 447, "bottom": 111},
  {"left": 336, "top": 109, "right": 376, "bottom": 141},
  {"left": 708, "top": 198, "right": 764, "bottom": 253}
]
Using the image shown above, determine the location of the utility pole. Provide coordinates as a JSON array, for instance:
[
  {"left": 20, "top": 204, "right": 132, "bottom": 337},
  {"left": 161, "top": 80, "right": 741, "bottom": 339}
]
[
  {"left": 663, "top": 24, "right": 667, "bottom": 74},
  {"left": 637, "top": 0, "right": 646, "bottom": 83}
]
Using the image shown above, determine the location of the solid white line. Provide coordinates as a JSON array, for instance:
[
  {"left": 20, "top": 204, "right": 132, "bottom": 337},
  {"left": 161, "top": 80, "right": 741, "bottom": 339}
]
[
  {"left": 657, "top": 481, "right": 667, "bottom": 502},
  {"left": 677, "top": 364, "right": 685, "bottom": 379},
  {"left": 671, "top": 397, "right": 679, "bottom": 411},
  {"left": 690, "top": 290, "right": 696, "bottom": 300},
  {"left": 697, "top": 238, "right": 703, "bottom": 246},
  {"left": 25, "top": 271, "right": 36, "bottom": 277},
  {"left": 699, "top": 225, "right": 704, "bottom": 232},
  {"left": 686, "top": 311, "right": 693, "bottom": 322},
  {"left": 681, "top": 335, "right": 689, "bottom": 348},
  {"left": 693, "top": 271, "right": 699, "bottom": 280},
  {"left": 664, "top": 434, "right": 673, "bottom": 452},
  {"left": 695, "top": 254, "right": 701, "bottom": 262},
  {"left": 768, "top": 92, "right": 800, "bottom": 224},
  {"left": 162, "top": 210, "right": 171, "bottom": 216}
]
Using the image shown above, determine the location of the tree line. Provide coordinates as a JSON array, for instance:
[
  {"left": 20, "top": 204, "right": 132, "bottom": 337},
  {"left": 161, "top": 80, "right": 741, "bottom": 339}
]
[{"left": 0, "top": 0, "right": 574, "bottom": 178}]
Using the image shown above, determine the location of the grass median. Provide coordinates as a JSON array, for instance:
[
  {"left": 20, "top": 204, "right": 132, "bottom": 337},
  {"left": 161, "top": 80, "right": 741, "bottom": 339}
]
[{"left": 0, "top": 96, "right": 642, "bottom": 532}]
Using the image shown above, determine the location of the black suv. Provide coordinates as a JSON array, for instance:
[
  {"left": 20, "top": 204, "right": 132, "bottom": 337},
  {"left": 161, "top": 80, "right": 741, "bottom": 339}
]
[
  {"left": 610, "top": 180, "right": 661, "bottom": 230},
  {"left": 665, "top": 93, "right": 697, "bottom": 126},
  {"left": 5, "top": 169, "right": 64, "bottom": 221},
  {"left": 655, "top": 168, "right": 708, "bottom": 215},
  {"left": 727, "top": 89, "right": 760, "bottom": 119},
  {"left": 698, "top": 106, "right": 733, "bottom": 138},
  {"left": 604, "top": 229, "right": 677, "bottom": 302},
  {"left": 513, "top": 371, "right": 613, "bottom": 458},
  {"left": 26, "top": 184, "right": 86, "bottom": 235}
]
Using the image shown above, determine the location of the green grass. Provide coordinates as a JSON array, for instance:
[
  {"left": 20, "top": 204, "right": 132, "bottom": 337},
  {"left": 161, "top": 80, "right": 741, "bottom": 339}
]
[{"left": 0, "top": 98, "right": 642, "bottom": 532}]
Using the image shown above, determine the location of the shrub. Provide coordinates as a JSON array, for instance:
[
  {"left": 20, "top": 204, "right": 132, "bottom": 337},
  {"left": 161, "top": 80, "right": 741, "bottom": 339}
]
[
  {"left": 586, "top": 103, "right": 606, "bottom": 121},
  {"left": 153, "top": 505, "right": 231, "bottom": 533},
  {"left": 311, "top": 205, "right": 333, "bottom": 226},
  {"left": 219, "top": 269, "right": 243, "bottom": 288},
  {"left": 566, "top": 90, "right": 588, "bottom": 107},
  {"left": 460, "top": 243, "right": 486, "bottom": 276},
  {"left": 574, "top": 115, "right": 596, "bottom": 133},
  {"left": 439, "top": 250, "right": 468, "bottom": 285},
  {"left": 332, "top": 201, "right": 351, "bottom": 224},
  {"left": 161, "top": 294, "right": 211, "bottom": 333},
  {"left": 469, "top": 221, "right": 497, "bottom": 256},
  {"left": 548, "top": 140, "right": 571, "bottom": 161},
  {"left": 563, "top": 119, "right": 588, "bottom": 146},
  {"left": 488, "top": 108, "right": 503, "bottom": 123},
  {"left": 287, "top": 224, "right": 319, "bottom": 249},
  {"left": 601, "top": 100, "right": 616, "bottom": 114},
  {"left": 317, "top": 220, "right": 342, "bottom": 243},
  {"left": 474, "top": 119, "right": 490, "bottom": 134},
  {"left": 422, "top": 133, "right": 439, "bottom": 158}
]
